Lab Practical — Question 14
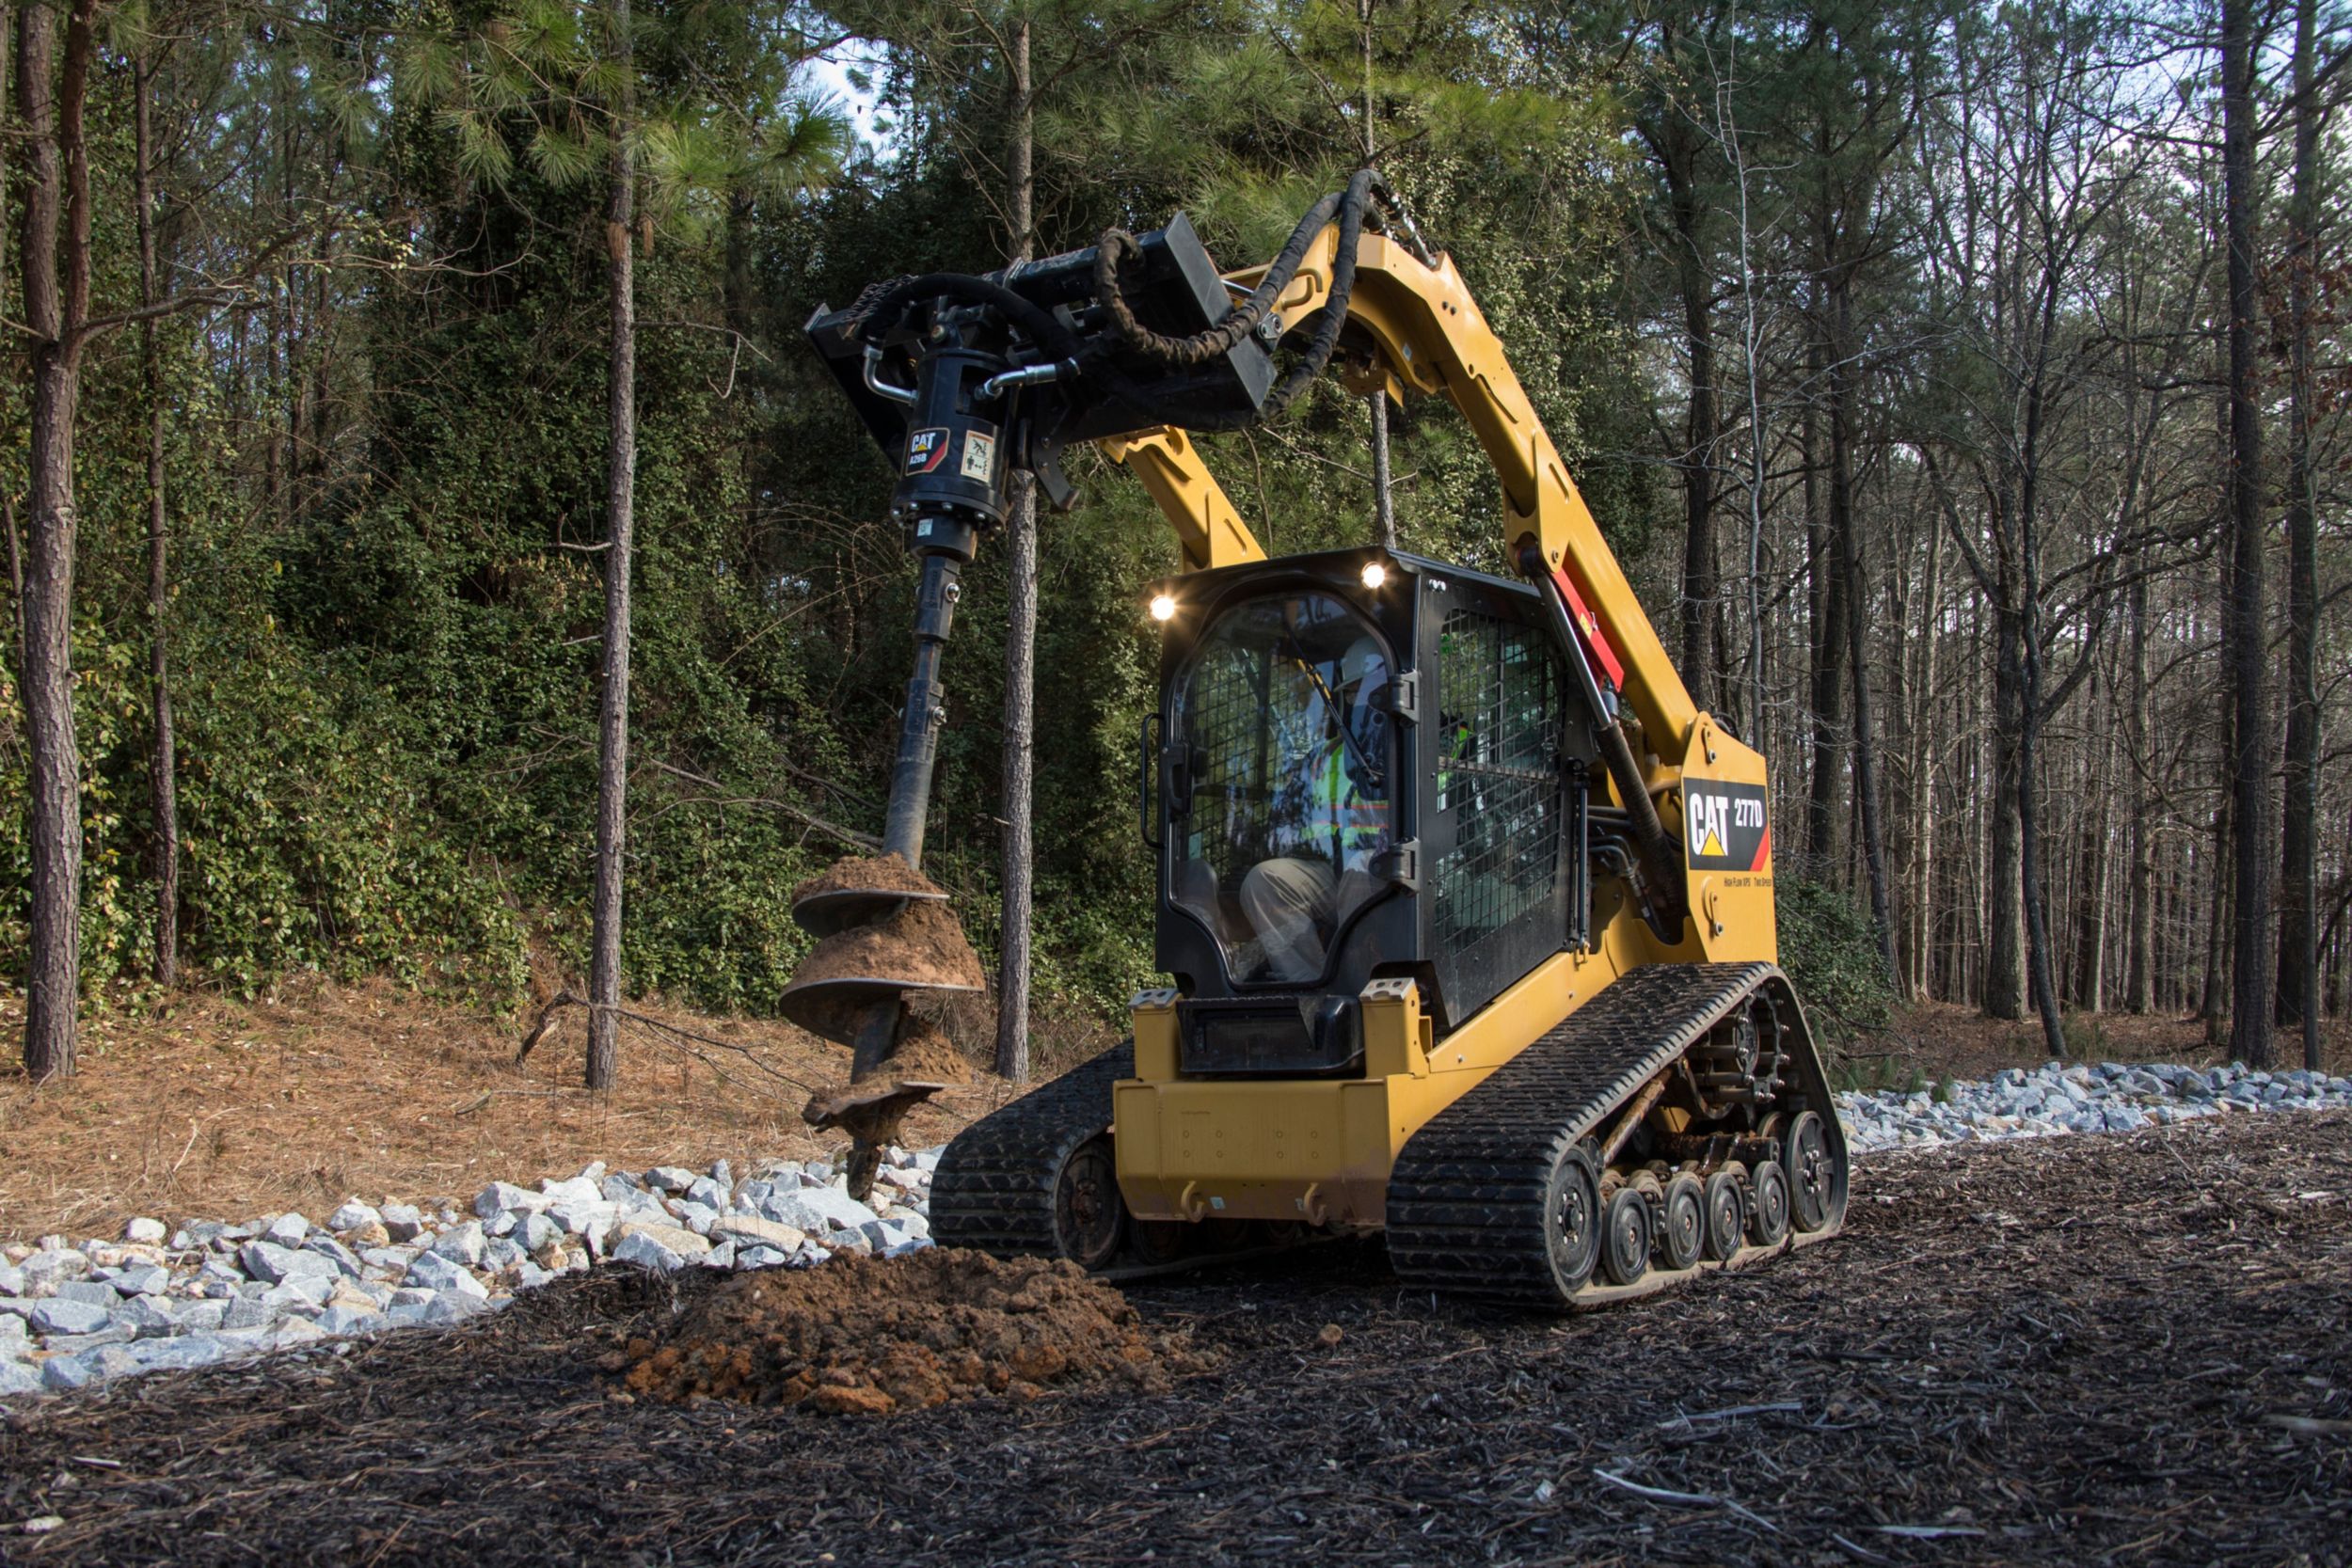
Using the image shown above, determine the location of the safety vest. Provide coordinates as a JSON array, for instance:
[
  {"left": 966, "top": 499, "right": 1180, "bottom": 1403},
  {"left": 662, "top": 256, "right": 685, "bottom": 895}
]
[{"left": 1311, "top": 741, "right": 1389, "bottom": 868}]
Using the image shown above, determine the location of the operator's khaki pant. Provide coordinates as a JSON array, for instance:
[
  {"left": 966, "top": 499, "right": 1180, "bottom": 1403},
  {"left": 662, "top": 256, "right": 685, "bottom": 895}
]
[{"left": 1240, "top": 858, "right": 1378, "bottom": 982}]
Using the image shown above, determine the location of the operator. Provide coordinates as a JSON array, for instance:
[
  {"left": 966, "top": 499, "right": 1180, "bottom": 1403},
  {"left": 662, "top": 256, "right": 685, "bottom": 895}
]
[{"left": 1240, "top": 636, "right": 1393, "bottom": 981}]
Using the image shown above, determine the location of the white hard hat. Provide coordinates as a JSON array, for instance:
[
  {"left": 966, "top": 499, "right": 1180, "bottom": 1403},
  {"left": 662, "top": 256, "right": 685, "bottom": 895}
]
[{"left": 1340, "top": 636, "right": 1386, "bottom": 689}]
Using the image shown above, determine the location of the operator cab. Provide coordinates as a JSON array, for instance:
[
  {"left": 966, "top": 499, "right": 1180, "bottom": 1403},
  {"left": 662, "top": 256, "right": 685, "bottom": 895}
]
[{"left": 1148, "top": 547, "right": 1604, "bottom": 1078}]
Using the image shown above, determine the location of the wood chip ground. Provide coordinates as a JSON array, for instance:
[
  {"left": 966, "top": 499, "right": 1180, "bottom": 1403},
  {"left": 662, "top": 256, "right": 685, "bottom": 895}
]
[{"left": 3, "top": 1111, "right": 2347, "bottom": 1565}]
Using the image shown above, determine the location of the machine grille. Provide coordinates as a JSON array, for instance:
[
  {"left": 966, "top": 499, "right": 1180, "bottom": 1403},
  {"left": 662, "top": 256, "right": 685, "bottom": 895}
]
[{"left": 1431, "top": 608, "right": 1568, "bottom": 1016}]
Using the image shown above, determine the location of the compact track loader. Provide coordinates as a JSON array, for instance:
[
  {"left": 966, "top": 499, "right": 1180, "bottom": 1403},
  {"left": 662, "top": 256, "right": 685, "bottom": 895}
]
[{"left": 788, "top": 172, "right": 1848, "bottom": 1308}]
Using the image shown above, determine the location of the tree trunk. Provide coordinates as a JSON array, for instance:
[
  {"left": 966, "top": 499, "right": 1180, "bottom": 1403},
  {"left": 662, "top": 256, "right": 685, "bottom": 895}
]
[
  {"left": 16, "top": 0, "right": 95, "bottom": 1081},
  {"left": 1828, "top": 285, "right": 1896, "bottom": 983},
  {"left": 2276, "top": 0, "right": 2321, "bottom": 1069},
  {"left": 2221, "top": 0, "right": 2274, "bottom": 1069},
  {"left": 586, "top": 0, "right": 637, "bottom": 1090},
  {"left": 993, "top": 14, "right": 1037, "bottom": 1084},
  {"left": 1361, "top": 6, "right": 1395, "bottom": 555},
  {"left": 2124, "top": 566, "right": 2154, "bottom": 1011},
  {"left": 2071, "top": 711, "right": 2110, "bottom": 1011},
  {"left": 135, "top": 49, "right": 179, "bottom": 989},
  {"left": 1985, "top": 597, "right": 2028, "bottom": 1020},
  {"left": 2017, "top": 645, "right": 2067, "bottom": 1058},
  {"left": 1804, "top": 327, "right": 1846, "bottom": 878},
  {"left": 1672, "top": 160, "right": 1717, "bottom": 712}
]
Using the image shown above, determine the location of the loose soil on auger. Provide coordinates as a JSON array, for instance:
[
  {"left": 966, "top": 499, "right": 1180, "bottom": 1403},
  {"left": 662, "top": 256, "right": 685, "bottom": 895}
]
[
  {"left": 6, "top": 1111, "right": 2348, "bottom": 1566},
  {"left": 620, "top": 1248, "right": 1200, "bottom": 1415}
]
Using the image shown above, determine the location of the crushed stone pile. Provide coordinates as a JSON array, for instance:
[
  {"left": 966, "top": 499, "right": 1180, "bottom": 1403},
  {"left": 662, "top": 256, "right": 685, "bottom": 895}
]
[
  {"left": 1837, "top": 1058, "right": 2352, "bottom": 1152},
  {"left": 0, "top": 1146, "right": 943, "bottom": 1400},
  {"left": 622, "top": 1248, "right": 1199, "bottom": 1416}
]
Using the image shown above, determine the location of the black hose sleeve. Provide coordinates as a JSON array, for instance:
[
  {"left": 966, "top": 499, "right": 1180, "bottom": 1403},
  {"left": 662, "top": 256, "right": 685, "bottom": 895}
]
[
  {"left": 1092, "top": 188, "right": 1343, "bottom": 367},
  {"left": 1085, "top": 168, "right": 1380, "bottom": 433},
  {"left": 1258, "top": 167, "right": 1377, "bottom": 420}
]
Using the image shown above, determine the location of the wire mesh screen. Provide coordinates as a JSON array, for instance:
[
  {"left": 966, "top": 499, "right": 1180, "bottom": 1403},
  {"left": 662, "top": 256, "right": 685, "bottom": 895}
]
[
  {"left": 1431, "top": 608, "right": 1566, "bottom": 989},
  {"left": 1170, "top": 593, "right": 1392, "bottom": 985},
  {"left": 1180, "top": 642, "right": 1273, "bottom": 888}
]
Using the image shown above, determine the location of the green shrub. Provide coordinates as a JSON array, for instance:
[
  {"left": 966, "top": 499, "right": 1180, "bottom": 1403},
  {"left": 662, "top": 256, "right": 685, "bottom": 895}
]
[{"left": 1776, "top": 876, "right": 1898, "bottom": 1049}]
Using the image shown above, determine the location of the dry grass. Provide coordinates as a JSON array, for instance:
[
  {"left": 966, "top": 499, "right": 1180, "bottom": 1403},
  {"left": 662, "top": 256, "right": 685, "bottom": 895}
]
[
  {"left": 0, "top": 976, "right": 1033, "bottom": 1243},
  {"left": 1864, "top": 997, "right": 2352, "bottom": 1085}
]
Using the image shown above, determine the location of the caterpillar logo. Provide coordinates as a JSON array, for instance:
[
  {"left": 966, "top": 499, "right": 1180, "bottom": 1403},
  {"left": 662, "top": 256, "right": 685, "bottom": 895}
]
[
  {"left": 904, "top": 427, "right": 948, "bottom": 474},
  {"left": 1686, "top": 781, "right": 1771, "bottom": 872}
]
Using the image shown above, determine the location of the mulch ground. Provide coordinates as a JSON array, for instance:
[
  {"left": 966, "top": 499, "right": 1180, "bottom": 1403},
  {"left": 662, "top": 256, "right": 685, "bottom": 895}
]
[{"left": 3, "top": 1112, "right": 2348, "bottom": 1567}]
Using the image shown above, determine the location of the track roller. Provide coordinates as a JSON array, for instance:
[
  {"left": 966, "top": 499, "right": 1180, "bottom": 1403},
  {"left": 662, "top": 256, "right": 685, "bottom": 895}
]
[
  {"left": 1747, "top": 1159, "right": 1792, "bottom": 1246},
  {"left": 1701, "top": 1168, "right": 1747, "bottom": 1261},
  {"left": 1599, "top": 1186, "right": 1653, "bottom": 1287},
  {"left": 1659, "top": 1172, "right": 1706, "bottom": 1271}
]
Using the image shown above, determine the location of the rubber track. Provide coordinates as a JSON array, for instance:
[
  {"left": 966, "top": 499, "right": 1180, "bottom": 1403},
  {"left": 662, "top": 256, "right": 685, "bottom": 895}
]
[
  {"left": 929, "top": 1040, "right": 1135, "bottom": 1259},
  {"left": 1386, "top": 961, "right": 1778, "bottom": 1307}
]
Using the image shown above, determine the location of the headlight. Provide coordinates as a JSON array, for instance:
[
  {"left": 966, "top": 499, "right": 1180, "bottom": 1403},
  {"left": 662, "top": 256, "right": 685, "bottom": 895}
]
[
  {"left": 1149, "top": 593, "right": 1179, "bottom": 623},
  {"left": 1360, "top": 560, "right": 1389, "bottom": 591}
]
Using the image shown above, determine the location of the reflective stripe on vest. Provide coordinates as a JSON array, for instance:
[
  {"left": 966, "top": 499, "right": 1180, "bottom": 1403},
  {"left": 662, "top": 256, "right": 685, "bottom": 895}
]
[{"left": 1314, "top": 744, "right": 1387, "bottom": 861}]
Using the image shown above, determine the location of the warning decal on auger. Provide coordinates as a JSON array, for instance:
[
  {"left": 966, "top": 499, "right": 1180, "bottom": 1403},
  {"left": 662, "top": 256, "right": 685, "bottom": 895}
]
[{"left": 1684, "top": 780, "right": 1771, "bottom": 872}]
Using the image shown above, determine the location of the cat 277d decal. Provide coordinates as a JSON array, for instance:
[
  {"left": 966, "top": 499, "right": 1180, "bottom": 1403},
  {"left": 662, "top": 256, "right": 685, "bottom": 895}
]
[{"left": 1684, "top": 780, "right": 1771, "bottom": 872}]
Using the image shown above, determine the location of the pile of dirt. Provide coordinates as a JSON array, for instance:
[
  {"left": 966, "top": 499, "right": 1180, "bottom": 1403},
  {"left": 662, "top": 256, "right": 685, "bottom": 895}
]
[
  {"left": 621, "top": 1248, "right": 1200, "bottom": 1415},
  {"left": 792, "top": 852, "right": 941, "bottom": 902},
  {"left": 879, "top": 1018, "right": 975, "bottom": 1085},
  {"left": 779, "top": 896, "right": 987, "bottom": 1047}
]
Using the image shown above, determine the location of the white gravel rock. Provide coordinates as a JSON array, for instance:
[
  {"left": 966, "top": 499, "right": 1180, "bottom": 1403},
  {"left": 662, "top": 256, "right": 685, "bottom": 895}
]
[
  {"left": 611, "top": 1226, "right": 700, "bottom": 1273},
  {"left": 760, "top": 1187, "right": 878, "bottom": 1235},
  {"left": 404, "top": 1251, "right": 488, "bottom": 1299},
  {"left": 709, "top": 1214, "right": 808, "bottom": 1253},
  {"left": 122, "top": 1217, "right": 167, "bottom": 1246},
  {"left": 107, "top": 1263, "right": 172, "bottom": 1296},
  {"left": 428, "top": 1222, "right": 488, "bottom": 1267},
  {"left": 31, "top": 1299, "right": 112, "bottom": 1337},
  {"left": 21, "top": 1249, "right": 88, "bottom": 1291},
  {"left": 262, "top": 1213, "right": 310, "bottom": 1248},
  {"left": 240, "top": 1240, "right": 340, "bottom": 1287},
  {"left": 327, "top": 1200, "right": 382, "bottom": 1233},
  {"left": 473, "top": 1183, "right": 546, "bottom": 1220}
]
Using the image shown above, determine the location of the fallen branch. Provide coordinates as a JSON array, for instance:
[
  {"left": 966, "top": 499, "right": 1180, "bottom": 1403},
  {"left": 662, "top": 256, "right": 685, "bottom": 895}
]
[
  {"left": 1591, "top": 1468, "right": 1786, "bottom": 1536},
  {"left": 513, "top": 991, "right": 818, "bottom": 1097}
]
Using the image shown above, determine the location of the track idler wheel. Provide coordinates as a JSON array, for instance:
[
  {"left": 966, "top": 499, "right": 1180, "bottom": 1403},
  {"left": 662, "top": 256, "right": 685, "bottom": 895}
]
[
  {"left": 1659, "top": 1172, "right": 1706, "bottom": 1271},
  {"left": 1701, "top": 1168, "right": 1746, "bottom": 1262},
  {"left": 1544, "top": 1146, "right": 1604, "bottom": 1294},
  {"left": 1599, "top": 1187, "right": 1653, "bottom": 1287},
  {"left": 1783, "top": 1109, "right": 1842, "bottom": 1233},
  {"left": 1748, "top": 1159, "right": 1792, "bottom": 1246},
  {"left": 782, "top": 854, "right": 985, "bottom": 1202},
  {"left": 1053, "top": 1135, "right": 1125, "bottom": 1271}
]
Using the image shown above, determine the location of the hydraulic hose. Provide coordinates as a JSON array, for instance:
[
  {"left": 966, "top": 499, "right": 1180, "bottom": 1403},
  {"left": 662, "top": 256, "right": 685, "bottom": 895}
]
[{"left": 1088, "top": 168, "right": 1381, "bottom": 433}]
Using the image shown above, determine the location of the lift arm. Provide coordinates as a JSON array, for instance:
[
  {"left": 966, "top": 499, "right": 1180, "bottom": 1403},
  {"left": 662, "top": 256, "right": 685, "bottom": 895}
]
[{"left": 1096, "top": 227, "right": 1698, "bottom": 768}]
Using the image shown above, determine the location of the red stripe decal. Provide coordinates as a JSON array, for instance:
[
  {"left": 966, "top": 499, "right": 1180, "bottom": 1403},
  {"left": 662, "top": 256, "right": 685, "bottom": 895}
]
[
  {"left": 1750, "top": 824, "right": 1772, "bottom": 873},
  {"left": 1549, "top": 563, "right": 1627, "bottom": 693}
]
